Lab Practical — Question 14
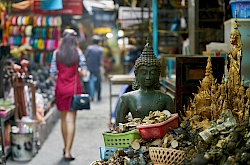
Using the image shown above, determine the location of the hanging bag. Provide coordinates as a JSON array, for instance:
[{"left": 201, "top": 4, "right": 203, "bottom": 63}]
[
  {"left": 70, "top": 65, "right": 90, "bottom": 110},
  {"left": 70, "top": 93, "right": 90, "bottom": 110}
]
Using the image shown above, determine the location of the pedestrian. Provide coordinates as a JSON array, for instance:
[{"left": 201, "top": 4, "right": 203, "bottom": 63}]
[
  {"left": 85, "top": 35, "right": 104, "bottom": 101},
  {"left": 180, "top": 30, "right": 190, "bottom": 55},
  {"left": 49, "top": 28, "right": 88, "bottom": 161}
]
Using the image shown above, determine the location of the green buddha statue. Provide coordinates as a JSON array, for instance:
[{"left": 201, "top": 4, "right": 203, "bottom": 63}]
[{"left": 115, "top": 42, "right": 175, "bottom": 125}]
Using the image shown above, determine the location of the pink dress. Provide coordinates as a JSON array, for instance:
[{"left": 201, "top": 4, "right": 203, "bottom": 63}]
[{"left": 55, "top": 61, "right": 82, "bottom": 111}]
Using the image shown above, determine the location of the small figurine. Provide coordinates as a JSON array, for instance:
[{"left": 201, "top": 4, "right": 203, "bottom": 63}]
[
  {"left": 126, "top": 145, "right": 138, "bottom": 165},
  {"left": 138, "top": 154, "right": 146, "bottom": 165},
  {"left": 192, "top": 144, "right": 208, "bottom": 165}
]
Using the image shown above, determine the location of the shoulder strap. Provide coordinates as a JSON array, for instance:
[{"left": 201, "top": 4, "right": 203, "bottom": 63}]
[{"left": 74, "top": 65, "right": 78, "bottom": 95}]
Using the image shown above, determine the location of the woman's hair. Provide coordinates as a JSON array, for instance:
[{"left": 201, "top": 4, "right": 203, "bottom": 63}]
[{"left": 56, "top": 29, "right": 78, "bottom": 66}]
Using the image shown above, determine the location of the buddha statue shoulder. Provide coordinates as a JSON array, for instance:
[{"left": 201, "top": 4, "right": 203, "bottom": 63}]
[{"left": 115, "top": 42, "right": 174, "bottom": 125}]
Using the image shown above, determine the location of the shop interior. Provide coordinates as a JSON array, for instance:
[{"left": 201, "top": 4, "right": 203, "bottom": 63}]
[{"left": 0, "top": 0, "right": 250, "bottom": 164}]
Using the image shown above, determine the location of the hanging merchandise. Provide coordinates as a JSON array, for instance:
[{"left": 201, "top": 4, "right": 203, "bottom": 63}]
[
  {"left": 11, "top": 0, "right": 32, "bottom": 12},
  {"left": 180, "top": 17, "right": 187, "bottom": 29},
  {"left": 180, "top": 9, "right": 187, "bottom": 29},
  {"left": 41, "top": 0, "right": 63, "bottom": 10},
  {"left": 6, "top": 15, "right": 61, "bottom": 65},
  {"left": 170, "top": 18, "right": 180, "bottom": 32},
  {"left": 34, "top": 0, "right": 83, "bottom": 15},
  {"left": 181, "top": 0, "right": 186, "bottom": 6}
]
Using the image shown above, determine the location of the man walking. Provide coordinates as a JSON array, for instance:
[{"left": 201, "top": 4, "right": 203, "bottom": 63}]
[{"left": 85, "top": 35, "right": 104, "bottom": 101}]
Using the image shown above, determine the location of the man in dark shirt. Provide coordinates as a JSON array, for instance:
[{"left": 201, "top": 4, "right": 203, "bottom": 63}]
[{"left": 85, "top": 35, "right": 104, "bottom": 101}]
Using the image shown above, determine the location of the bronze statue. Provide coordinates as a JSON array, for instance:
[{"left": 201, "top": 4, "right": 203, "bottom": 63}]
[{"left": 115, "top": 42, "right": 174, "bottom": 125}]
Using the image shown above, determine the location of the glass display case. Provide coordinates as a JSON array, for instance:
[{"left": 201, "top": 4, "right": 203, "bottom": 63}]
[{"left": 160, "top": 54, "right": 185, "bottom": 99}]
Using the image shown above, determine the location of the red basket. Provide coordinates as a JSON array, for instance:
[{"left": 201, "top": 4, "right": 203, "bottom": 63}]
[{"left": 137, "top": 113, "right": 179, "bottom": 139}]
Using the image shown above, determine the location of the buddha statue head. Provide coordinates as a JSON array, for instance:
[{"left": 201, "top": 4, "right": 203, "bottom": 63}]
[
  {"left": 230, "top": 20, "right": 242, "bottom": 48},
  {"left": 133, "top": 42, "right": 161, "bottom": 90}
]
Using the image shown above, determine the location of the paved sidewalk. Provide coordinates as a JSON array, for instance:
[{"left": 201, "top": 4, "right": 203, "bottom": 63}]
[{"left": 7, "top": 79, "right": 125, "bottom": 165}]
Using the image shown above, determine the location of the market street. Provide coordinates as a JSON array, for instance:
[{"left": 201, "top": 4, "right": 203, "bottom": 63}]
[{"left": 7, "top": 78, "right": 125, "bottom": 165}]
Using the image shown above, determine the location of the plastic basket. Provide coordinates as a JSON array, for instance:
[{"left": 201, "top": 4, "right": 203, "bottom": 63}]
[
  {"left": 102, "top": 130, "right": 141, "bottom": 148},
  {"left": 230, "top": 1, "right": 250, "bottom": 18},
  {"left": 99, "top": 146, "right": 141, "bottom": 161},
  {"left": 137, "top": 113, "right": 179, "bottom": 139},
  {"left": 99, "top": 146, "right": 120, "bottom": 160},
  {"left": 149, "top": 147, "right": 185, "bottom": 165}
]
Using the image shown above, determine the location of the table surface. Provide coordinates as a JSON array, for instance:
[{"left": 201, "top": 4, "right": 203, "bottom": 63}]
[{"left": 109, "top": 74, "right": 135, "bottom": 84}]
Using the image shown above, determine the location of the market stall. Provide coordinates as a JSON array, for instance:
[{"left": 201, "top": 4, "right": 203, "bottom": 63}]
[
  {"left": 91, "top": 18, "right": 250, "bottom": 165},
  {"left": 0, "top": 1, "right": 61, "bottom": 162}
]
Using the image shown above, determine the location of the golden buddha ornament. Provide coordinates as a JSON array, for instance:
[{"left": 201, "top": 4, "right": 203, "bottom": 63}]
[{"left": 227, "top": 17, "right": 243, "bottom": 110}]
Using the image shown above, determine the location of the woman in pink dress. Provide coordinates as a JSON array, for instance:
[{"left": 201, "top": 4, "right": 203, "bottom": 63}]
[{"left": 50, "top": 29, "right": 87, "bottom": 161}]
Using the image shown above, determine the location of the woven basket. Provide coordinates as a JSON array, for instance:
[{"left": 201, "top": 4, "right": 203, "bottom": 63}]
[{"left": 149, "top": 147, "right": 185, "bottom": 165}]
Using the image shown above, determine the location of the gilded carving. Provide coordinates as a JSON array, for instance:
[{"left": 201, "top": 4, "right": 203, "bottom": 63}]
[{"left": 181, "top": 18, "right": 249, "bottom": 127}]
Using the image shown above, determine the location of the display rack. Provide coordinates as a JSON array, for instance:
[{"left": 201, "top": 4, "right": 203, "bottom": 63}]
[
  {"left": 7, "top": 15, "right": 61, "bottom": 66},
  {"left": 157, "top": 9, "right": 187, "bottom": 54},
  {"left": 188, "top": 0, "right": 229, "bottom": 54}
]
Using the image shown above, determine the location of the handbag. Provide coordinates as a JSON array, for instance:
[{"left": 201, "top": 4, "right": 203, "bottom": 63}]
[
  {"left": 70, "top": 94, "right": 90, "bottom": 110},
  {"left": 70, "top": 65, "right": 90, "bottom": 110}
]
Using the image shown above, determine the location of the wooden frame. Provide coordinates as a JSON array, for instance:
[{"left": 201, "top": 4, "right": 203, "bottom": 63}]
[
  {"left": 160, "top": 54, "right": 199, "bottom": 100},
  {"left": 175, "top": 56, "right": 225, "bottom": 115}
]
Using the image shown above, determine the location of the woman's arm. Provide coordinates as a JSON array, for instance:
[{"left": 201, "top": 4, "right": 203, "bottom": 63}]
[
  {"left": 49, "top": 51, "right": 58, "bottom": 86},
  {"left": 78, "top": 50, "right": 88, "bottom": 77},
  {"left": 49, "top": 51, "right": 57, "bottom": 77}
]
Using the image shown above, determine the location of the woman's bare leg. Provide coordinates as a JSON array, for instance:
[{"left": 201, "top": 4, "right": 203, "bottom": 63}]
[
  {"left": 60, "top": 111, "right": 67, "bottom": 150},
  {"left": 64, "top": 110, "right": 77, "bottom": 158}
]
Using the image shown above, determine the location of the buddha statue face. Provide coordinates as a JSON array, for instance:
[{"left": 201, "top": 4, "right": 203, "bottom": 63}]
[
  {"left": 133, "top": 42, "right": 161, "bottom": 90},
  {"left": 229, "top": 23, "right": 241, "bottom": 47},
  {"left": 230, "top": 33, "right": 238, "bottom": 45},
  {"left": 136, "top": 65, "right": 159, "bottom": 88}
]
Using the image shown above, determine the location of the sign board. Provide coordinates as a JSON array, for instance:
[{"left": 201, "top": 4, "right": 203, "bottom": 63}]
[
  {"left": 93, "top": 10, "right": 115, "bottom": 28},
  {"left": 33, "top": 0, "right": 83, "bottom": 15},
  {"left": 93, "top": 27, "right": 112, "bottom": 34},
  {"left": 118, "top": 6, "right": 149, "bottom": 28}
]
